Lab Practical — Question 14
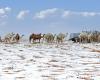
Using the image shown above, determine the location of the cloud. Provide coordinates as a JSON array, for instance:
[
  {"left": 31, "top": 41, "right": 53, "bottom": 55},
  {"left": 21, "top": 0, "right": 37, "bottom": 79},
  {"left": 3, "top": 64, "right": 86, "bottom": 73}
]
[
  {"left": 34, "top": 8, "right": 59, "bottom": 19},
  {"left": 5, "top": 7, "right": 11, "bottom": 12},
  {"left": 63, "top": 11, "right": 100, "bottom": 17},
  {"left": 0, "top": 9, "right": 5, "bottom": 15},
  {"left": 34, "top": 8, "right": 100, "bottom": 19},
  {"left": 62, "top": 11, "right": 71, "bottom": 17},
  {"left": 17, "top": 10, "right": 29, "bottom": 20},
  {"left": 0, "top": 7, "right": 11, "bottom": 26},
  {"left": 0, "top": 7, "right": 11, "bottom": 18},
  {"left": 80, "top": 12, "right": 98, "bottom": 17}
]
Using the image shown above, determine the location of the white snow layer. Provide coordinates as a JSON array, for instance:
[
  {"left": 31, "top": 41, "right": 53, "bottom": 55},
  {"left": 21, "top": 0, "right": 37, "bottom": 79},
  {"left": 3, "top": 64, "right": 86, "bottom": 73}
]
[{"left": 0, "top": 42, "right": 100, "bottom": 80}]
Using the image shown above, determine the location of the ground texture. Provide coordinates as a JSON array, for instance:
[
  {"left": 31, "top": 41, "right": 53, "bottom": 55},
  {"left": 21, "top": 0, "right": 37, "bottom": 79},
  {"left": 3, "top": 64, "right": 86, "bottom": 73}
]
[{"left": 0, "top": 42, "right": 100, "bottom": 80}]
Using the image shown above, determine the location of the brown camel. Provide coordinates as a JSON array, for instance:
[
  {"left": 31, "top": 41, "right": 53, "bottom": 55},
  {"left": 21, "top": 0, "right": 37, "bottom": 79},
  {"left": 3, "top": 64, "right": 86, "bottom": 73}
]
[{"left": 29, "top": 33, "right": 42, "bottom": 43}]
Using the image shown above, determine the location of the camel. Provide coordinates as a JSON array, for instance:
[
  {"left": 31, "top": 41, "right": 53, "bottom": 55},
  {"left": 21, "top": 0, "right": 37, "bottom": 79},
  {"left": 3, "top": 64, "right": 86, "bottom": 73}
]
[
  {"left": 29, "top": 33, "right": 42, "bottom": 43},
  {"left": 79, "top": 30, "right": 100, "bottom": 43},
  {"left": 43, "top": 33, "right": 55, "bottom": 43},
  {"left": 92, "top": 31, "right": 100, "bottom": 42},
  {"left": 4, "top": 32, "right": 15, "bottom": 43},
  {"left": 79, "top": 31, "right": 88, "bottom": 43},
  {"left": 87, "top": 31, "right": 100, "bottom": 43},
  {"left": 13, "top": 33, "right": 24, "bottom": 43},
  {"left": 56, "top": 33, "right": 68, "bottom": 43},
  {"left": 98, "top": 34, "right": 100, "bottom": 42},
  {"left": 0, "top": 36, "right": 2, "bottom": 42},
  {"left": 87, "top": 33, "right": 94, "bottom": 43}
]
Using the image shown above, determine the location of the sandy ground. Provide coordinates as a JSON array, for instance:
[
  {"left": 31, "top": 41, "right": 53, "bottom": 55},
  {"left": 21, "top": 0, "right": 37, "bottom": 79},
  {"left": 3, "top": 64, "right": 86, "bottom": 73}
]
[{"left": 0, "top": 41, "right": 100, "bottom": 80}]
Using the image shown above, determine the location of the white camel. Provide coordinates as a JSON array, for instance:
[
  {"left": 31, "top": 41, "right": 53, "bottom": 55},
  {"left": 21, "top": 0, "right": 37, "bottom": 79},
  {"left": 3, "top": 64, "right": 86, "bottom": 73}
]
[
  {"left": 79, "top": 31, "right": 88, "bottom": 43},
  {"left": 4, "top": 32, "right": 15, "bottom": 43},
  {"left": 43, "top": 33, "right": 55, "bottom": 43},
  {"left": 56, "top": 33, "right": 68, "bottom": 43}
]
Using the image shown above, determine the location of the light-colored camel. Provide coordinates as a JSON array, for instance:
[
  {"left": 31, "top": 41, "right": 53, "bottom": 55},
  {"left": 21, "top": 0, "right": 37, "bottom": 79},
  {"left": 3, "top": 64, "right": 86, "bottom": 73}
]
[
  {"left": 79, "top": 31, "right": 88, "bottom": 43},
  {"left": 43, "top": 33, "right": 55, "bottom": 43},
  {"left": 56, "top": 33, "right": 68, "bottom": 43},
  {"left": 87, "top": 33, "right": 94, "bottom": 43},
  {"left": 88, "top": 31, "right": 100, "bottom": 42},
  {"left": 4, "top": 32, "right": 15, "bottom": 43},
  {"left": 79, "top": 31, "right": 100, "bottom": 43}
]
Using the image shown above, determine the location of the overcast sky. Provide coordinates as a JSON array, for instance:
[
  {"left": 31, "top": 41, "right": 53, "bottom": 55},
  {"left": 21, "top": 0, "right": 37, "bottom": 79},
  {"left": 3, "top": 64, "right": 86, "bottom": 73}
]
[{"left": 0, "top": 0, "right": 100, "bottom": 35}]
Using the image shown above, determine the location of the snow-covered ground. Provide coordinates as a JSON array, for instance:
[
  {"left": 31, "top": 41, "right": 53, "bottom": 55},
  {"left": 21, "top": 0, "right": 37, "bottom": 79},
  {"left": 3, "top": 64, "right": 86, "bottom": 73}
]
[{"left": 0, "top": 41, "right": 100, "bottom": 80}]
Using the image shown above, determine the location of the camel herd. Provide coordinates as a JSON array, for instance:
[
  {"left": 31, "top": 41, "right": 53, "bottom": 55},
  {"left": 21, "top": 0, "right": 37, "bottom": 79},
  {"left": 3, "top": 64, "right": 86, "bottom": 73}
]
[
  {"left": 0, "top": 31, "right": 100, "bottom": 44},
  {"left": 71, "top": 31, "right": 100, "bottom": 43},
  {"left": 0, "top": 32, "right": 67, "bottom": 44},
  {"left": 29, "top": 33, "right": 68, "bottom": 43},
  {"left": 0, "top": 32, "right": 24, "bottom": 43}
]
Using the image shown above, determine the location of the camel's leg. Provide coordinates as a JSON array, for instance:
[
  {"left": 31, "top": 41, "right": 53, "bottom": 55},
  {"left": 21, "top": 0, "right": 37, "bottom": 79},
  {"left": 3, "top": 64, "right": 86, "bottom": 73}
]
[{"left": 39, "top": 39, "right": 40, "bottom": 43}]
